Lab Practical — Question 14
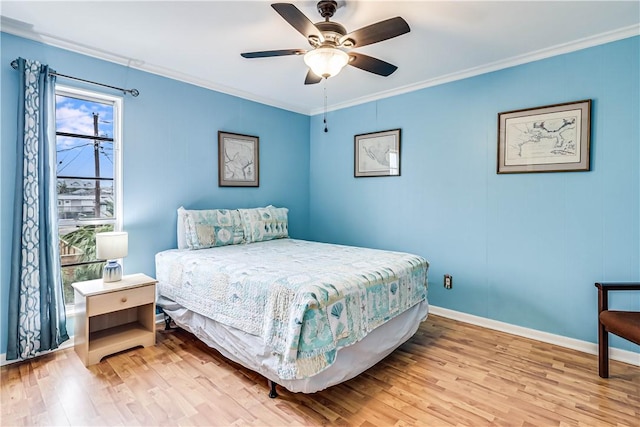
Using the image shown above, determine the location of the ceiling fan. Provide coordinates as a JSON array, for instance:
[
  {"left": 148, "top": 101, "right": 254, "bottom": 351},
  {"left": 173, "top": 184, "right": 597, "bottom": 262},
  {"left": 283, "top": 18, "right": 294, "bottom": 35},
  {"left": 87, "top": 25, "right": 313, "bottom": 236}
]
[{"left": 241, "top": 1, "right": 410, "bottom": 85}]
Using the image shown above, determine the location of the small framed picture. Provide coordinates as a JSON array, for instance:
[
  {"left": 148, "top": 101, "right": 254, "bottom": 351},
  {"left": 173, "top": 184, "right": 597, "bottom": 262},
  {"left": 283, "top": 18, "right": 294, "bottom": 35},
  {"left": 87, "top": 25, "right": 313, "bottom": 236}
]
[
  {"left": 497, "top": 100, "right": 591, "bottom": 174},
  {"left": 354, "top": 129, "right": 401, "bottom": 177},
  {"left": 218, "top": 131, "right": 259, "bottom": 187}
]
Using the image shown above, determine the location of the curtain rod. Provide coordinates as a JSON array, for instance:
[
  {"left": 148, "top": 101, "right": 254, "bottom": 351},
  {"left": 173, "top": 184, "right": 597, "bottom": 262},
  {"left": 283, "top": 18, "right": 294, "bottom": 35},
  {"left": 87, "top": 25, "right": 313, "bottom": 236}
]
[{"left": 10, "top": 59, "right": 139, "bottom": 97}]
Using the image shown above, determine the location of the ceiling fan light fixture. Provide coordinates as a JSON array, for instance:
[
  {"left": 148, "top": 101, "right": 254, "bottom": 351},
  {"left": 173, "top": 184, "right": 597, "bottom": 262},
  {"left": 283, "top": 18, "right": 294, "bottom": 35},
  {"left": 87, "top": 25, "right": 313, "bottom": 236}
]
[{"left": 304, "top": 47, "right": 349, "bottom": 79}]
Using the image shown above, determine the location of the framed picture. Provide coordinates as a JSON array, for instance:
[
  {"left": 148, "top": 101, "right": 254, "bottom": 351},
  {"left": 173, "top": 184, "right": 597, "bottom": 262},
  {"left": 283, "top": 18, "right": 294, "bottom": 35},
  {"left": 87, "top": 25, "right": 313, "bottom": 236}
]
[
  {"left": 354, "top": 129, "right": 401, "bottom": 177},
  {"left": 218, "top": 131, "right": 259, "bottom": 187},
  {"left": 497, "top": 100, "right": 591, "bottom": 174}
]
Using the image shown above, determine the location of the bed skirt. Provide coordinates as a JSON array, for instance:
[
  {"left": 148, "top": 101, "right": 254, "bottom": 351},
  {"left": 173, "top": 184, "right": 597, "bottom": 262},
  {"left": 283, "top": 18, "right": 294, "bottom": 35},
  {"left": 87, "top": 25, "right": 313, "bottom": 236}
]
[{"left": 163, "top": 299, "right": 428, "bottom": 394}]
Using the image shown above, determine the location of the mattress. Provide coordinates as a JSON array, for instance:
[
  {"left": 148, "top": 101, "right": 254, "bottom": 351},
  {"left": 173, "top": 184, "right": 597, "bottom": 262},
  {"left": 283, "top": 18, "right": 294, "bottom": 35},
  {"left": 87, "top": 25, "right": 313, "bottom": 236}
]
[{"left": 156, "top": 238, "right": 429, "bottom": 381}]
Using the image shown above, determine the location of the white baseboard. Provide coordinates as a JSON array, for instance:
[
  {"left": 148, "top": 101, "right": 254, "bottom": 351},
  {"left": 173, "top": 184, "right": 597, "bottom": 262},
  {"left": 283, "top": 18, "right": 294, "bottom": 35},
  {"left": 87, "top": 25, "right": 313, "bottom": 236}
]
[
  {"left": 429, "top": 305, "right": 640, "bottom": 367},
  {"left": 1, "top": 338, "right": 75, "bottom": 367},
  {"left": 0, "top": 315, "right": 167, "bottom": 367},
  {"left": 4, "top": 309, "right": 637, "bottom": 368}
]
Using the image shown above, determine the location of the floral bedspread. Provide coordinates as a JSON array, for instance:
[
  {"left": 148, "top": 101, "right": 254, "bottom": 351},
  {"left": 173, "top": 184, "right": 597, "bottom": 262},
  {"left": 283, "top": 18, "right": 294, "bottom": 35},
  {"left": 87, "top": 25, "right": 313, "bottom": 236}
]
[{"left": 155, "top": 238, "right": 429, "bottom": 379}]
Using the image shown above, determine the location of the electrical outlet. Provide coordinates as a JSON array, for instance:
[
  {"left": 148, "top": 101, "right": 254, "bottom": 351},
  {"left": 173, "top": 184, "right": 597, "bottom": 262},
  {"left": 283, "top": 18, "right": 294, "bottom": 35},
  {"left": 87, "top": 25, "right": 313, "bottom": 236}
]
[{"left": 444, "top": 274, "right": 453, "bottom": 289}]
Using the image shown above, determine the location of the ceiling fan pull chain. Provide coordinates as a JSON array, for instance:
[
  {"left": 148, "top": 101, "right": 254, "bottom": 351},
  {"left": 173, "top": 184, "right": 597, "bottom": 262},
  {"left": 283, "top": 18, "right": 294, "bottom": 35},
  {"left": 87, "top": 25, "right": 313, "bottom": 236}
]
[{"left": 323, "top": 83, "right": 328, "bottom": 133}]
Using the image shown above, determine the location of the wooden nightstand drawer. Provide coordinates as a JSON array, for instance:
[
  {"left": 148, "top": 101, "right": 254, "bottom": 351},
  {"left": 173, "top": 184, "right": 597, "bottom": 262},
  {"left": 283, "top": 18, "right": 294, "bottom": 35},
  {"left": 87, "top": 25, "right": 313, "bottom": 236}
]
[{"left": 87, "top": 284, "right": 155, "bottom": 317}]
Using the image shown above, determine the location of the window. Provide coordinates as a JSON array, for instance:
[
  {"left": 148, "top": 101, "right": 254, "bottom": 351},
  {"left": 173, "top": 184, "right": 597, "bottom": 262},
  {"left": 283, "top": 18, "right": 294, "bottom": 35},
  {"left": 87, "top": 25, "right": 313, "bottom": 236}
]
[{"left": 56, "top": 86, "right": 123, "bottom": 305}]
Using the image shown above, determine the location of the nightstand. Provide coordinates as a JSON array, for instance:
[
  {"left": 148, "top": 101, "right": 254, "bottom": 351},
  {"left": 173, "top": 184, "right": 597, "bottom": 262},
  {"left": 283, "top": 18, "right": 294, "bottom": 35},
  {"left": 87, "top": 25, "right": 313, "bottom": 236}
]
[{"left": 72, "top": 273, "right": 157, "bottom": 366}]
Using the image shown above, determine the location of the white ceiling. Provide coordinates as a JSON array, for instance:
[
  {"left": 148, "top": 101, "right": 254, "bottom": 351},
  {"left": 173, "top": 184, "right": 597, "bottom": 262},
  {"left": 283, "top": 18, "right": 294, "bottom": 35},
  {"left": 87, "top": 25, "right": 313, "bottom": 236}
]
[{"left": 2, "top": 1, "right": 639, "bottom": 115}]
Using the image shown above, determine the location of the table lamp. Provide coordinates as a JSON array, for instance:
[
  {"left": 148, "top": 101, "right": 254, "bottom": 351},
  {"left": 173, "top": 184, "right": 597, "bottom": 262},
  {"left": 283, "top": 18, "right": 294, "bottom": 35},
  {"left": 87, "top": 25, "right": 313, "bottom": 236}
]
[{"left": 96, "top": 231, "right": 128, "bottom": 282}]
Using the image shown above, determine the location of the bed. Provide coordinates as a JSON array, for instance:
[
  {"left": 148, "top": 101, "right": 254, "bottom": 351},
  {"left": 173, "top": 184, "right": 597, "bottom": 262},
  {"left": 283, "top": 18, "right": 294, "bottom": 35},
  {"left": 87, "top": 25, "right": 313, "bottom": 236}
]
[{"left": 155, "top": 206, "right": 429, "bottom": 395}]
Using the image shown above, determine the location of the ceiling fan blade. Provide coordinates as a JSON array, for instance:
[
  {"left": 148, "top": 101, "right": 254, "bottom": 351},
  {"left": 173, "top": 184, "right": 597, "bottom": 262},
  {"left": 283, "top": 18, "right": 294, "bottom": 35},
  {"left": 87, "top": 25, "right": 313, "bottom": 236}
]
[
  {"left": 272, "top": 3, "right": 324, "bottom": 42},
  {"left": 340, "top": 17, "right": 410, "bottom": 48},
  {"left": 348, "top": 53, "right": 398, "bottom": 77},
  {"left": 304, "top": 69, "right": 322, "bottom": 85},
  {"left": 241, "top": 49, "right": 306, "bottom": 58}
]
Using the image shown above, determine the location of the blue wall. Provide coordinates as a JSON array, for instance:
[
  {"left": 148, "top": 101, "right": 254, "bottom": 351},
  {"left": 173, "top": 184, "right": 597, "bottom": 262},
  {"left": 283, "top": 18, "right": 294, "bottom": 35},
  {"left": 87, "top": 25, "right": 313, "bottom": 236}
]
[
  {"left": 1, "top": 31, "right": 638, "bottom": 357},
  {"left": 0, "top": 32, "right": 311, "bottom": 353},
  {"left": 309, "top": 37, "right": 640, "bottom": 352}
]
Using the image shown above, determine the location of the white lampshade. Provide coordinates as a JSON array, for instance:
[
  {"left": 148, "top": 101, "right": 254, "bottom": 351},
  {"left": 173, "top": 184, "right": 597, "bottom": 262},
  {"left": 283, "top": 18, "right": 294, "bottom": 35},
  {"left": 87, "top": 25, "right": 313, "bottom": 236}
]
[
  {"left": 304, "top": 47, "right": 349, "bottom": 79},
  {"left": 96, "top": 231, "right": 128, "bottom": 260}
]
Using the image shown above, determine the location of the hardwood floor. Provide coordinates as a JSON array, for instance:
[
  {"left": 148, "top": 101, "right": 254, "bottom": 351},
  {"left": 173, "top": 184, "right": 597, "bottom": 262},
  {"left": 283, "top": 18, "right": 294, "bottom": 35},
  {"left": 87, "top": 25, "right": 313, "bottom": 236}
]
[{"left": 1, "top": 315, "right": 638, "bottom": 426}]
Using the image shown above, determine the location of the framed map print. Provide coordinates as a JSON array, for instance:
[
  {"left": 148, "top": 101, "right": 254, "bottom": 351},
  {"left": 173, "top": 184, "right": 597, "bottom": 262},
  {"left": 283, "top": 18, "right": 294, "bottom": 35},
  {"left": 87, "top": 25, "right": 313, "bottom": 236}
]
[
  {"left": 354, "top": 129, "right": 401, "bottom": 177},
  {"left": 497, "top": 100, "right": 591, "bottom": 174},
  {"left": 218, "top": 131, "right": 259, "bottom": 187}
]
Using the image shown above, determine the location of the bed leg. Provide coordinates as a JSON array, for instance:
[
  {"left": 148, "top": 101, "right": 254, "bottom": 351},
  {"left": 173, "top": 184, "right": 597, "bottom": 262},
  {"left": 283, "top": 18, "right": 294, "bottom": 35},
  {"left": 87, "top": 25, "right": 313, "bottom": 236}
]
[
  {"left": 161, "top": 310, "right": 177, "bottom": 331},
  {"left": 268, "top": 380, "right": 278, "bottom": 398}
]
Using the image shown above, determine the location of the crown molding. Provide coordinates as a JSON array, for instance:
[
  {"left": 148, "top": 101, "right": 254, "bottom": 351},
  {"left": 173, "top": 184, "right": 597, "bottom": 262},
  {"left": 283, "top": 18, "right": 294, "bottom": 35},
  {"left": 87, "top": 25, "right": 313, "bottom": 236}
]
[
  {"left": 114, "top": 60, "right": 311, "bottom": 115},
  {"left": 310, "top": 23, "right": 640, "bottom": 116},
  {"left": 0, "top": 17, "right": 311, "bottom": 115},
  {"left": 2, "top": 16, "right": 637, "bottom": 117}
]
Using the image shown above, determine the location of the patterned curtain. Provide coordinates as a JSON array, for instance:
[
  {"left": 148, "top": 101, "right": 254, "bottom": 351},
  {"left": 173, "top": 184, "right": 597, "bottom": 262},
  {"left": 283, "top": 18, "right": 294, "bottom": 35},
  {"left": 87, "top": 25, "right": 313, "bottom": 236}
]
[{"left": 7, "top": 58, "right": 69, "bottom": 360}]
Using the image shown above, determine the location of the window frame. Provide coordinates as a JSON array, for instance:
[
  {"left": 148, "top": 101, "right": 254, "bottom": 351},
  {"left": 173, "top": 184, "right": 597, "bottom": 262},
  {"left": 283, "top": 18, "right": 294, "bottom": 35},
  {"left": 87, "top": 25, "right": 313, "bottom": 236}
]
[{"left": 55, "top": 85, "right": 124, "bottom": 309}]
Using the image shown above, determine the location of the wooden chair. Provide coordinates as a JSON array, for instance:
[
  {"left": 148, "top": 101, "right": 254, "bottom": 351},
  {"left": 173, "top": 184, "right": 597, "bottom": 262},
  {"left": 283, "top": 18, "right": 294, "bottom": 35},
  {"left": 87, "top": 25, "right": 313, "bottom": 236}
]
[{"left": 595, "top": 282, "right": 640, "bottom": 378}]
